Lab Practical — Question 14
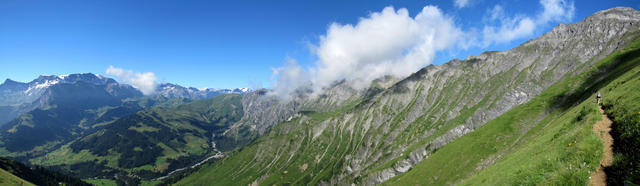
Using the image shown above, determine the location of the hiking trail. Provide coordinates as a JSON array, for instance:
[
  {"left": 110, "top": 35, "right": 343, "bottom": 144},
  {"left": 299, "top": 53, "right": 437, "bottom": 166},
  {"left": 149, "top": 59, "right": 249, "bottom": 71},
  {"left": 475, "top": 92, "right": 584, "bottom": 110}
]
[{"left": 588, "top": 106, "right": 614, "bottom": 186}]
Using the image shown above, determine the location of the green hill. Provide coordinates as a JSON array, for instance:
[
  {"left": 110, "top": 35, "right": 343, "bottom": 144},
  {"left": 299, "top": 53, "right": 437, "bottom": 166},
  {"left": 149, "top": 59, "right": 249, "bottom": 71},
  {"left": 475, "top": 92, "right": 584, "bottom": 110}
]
[
  {"left": 30, "top": 94, "right": 244, "bottom": 183},
  {"left": 0, "top": 168, "right": 34, "bottom": 186},
  {"left": 0, "top": 92, "right": 188, "bottom": 160},
  {"left": 386, "top": 28, "right": 640, "bottom": 186}
]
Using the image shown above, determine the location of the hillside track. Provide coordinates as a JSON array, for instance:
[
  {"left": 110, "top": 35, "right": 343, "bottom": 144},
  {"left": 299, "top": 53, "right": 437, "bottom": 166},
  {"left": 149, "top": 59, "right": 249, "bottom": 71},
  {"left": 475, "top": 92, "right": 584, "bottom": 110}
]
[{"left": 589, "top": 106, "right": 614, "bottom": 186}]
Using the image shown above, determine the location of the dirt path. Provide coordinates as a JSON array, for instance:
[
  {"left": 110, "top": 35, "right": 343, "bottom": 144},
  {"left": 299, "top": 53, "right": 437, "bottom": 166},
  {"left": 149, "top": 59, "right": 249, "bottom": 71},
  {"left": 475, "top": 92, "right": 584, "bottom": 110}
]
[{"left": 589, "top": 106, "right": 614, "bottom": 186}]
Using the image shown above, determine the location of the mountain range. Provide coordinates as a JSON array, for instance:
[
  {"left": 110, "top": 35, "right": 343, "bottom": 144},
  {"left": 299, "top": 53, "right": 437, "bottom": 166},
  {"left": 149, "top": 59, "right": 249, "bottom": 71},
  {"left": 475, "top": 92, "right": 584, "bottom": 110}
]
[
  {"left": 0, "top": 74, "right": 249, "bottom": 126},
  {"left": 0, "top": 73, "right": 250, "bottom": 184},
  {"left": 1, "top": 7, "right": 639, "bottom": 186},
  {"left": 157, "top": 83, "right": 249, "bottom": 100}
]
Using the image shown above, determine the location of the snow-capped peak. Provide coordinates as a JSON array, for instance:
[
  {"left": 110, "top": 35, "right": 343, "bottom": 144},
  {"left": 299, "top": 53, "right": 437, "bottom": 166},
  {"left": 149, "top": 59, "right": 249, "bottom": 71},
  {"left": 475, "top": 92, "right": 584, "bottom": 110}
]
[
  {"left": 155, "top": 83, "right": 250, "bottom": 99},
  {"left": 236, "top": 87, "right": 250, "bottom": 93},
  {"left": 24, "top": 79, "right": 60, "bottom": 95},
  {"left": 96, "top": 74, "right": 106, "bottom": 80},
  {"left": 35, "top": 79, "right": 60, "bottom": 89},
  {"left": 14, "top": 73, "right": 118, "bottom": 96}
]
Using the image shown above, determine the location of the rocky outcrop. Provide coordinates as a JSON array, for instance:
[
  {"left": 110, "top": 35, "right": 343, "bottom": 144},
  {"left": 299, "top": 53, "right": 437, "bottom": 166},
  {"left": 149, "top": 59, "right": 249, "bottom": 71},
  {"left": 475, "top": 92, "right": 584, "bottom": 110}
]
[{"left": 219, "top": 81, "right": 364, "bottom": 151}]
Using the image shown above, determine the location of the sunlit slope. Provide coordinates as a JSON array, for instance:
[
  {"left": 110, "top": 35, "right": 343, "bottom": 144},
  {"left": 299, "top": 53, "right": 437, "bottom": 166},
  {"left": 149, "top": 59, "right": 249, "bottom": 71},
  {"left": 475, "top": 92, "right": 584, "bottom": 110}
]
[
  {"left": 387, "top": 37, "right": 640, "bottom": 185},
  {"left": 31, "top": 94, "right": 244, "bottom": 181},
  {"left": 175, "top": 7, "right": 640, "bottom": 186},
  {"left": 0, "top": 168, "right": 34, "bottom": 186}
]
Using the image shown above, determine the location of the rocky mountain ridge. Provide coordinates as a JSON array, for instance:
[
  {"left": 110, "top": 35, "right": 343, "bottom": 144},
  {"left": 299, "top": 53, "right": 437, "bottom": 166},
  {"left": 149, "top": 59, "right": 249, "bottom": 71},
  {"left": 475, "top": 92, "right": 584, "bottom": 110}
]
[
  {"left": 0, "top": 73, "right": 141, "bottom": 126},
  {"left": 0, "top": 73, "right": 119, "bottom": 105},
  {"left": 156, "top": 83, "right": 249, "bottom": 100},
  {"left": 176, "top": 7, "right": 640, "bottom": 185}
]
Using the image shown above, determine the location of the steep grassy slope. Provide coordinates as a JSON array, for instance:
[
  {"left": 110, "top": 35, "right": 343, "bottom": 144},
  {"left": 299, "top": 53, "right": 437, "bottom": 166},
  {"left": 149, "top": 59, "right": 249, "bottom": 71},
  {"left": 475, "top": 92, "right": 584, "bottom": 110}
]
[
  {"left": 29, "top": 94, "right": 243, "bottom": 182},
  {"left": 599, "top": 56, "right": 640, "bottom": 184},
  {"left": 0, "top": 168, "right": 34, "bottom": 186},
  {"left": 176, "top": 7, "right": 640, "bottom": 185},
  {"left": 387, "top": 32, "right": 640, "bottom": 186},
  {"left": 174, "top": 101, "right": 362, "bottom": 185},
  {"left": 219, "top": 83, "right": 364, "bottom": 154}
]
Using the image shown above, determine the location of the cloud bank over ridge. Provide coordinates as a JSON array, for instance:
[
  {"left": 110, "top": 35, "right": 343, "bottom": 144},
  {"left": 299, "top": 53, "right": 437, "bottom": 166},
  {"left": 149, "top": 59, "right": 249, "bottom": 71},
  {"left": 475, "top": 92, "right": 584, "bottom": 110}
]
[{"left": 270, "top": 0, "right": 575, "bottom": 100}]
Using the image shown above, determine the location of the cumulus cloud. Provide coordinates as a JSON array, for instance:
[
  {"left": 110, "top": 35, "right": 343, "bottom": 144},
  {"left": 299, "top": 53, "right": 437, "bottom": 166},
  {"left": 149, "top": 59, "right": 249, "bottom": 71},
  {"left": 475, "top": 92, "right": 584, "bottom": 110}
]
[
  {"left": 481, "top": 0, "right": 574, "bottom": 46},
  {"left": 481, "top": 10, "right": 536, "bottom": 45},
  {"left": 270, "top": 0, "right": 575, "bottom": 100},
  {"left": 106, "top": 66, "right": 158, "bottom": 95},
  {"left": 454, "top": 0, "right": 471, "bottom": 8},
  {"left": 314, "top": 6, "right": 462, "bottom": 91},
  {"left": 271, "top": 6, "right": 462, "bottom": 99}
]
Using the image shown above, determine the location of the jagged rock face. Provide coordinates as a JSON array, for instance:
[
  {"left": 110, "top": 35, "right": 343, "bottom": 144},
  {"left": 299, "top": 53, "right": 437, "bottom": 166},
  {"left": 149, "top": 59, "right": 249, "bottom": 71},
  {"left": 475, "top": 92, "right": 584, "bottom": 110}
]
[
  {"left": 218, "top": 90, "right": 299, "bottom": 150},
  {"left": 180, "top": 7, "right": 640, "bottom": 185},
  {"left": 219, "top": 82, "right": 364, "bottom": 151}
]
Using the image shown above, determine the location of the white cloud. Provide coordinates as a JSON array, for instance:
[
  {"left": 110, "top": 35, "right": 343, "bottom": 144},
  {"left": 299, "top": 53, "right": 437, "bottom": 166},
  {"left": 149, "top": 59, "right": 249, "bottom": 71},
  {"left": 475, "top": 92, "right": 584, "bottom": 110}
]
[
  {"left": 481, "top": 0, "right": 574, "bottom": 46},
  {"left": 538, "top": 0, "right": 574, "bottom": 24},
  {"left": 454, "top": 0, "right": 471, "bottom": 8},
  {"left": 271, "top": 6, "right": 462, "bottom": 99},
  {"left": 106, "top": 66, "right": 158, "bottom": 95},
  {"left": 486, "top": 5, "right": 504, "bottom": 21},
  {"left": 482, "top": 13, "right": 536, "bottom": 45},
  {"left": 269, "top": 58, "right": 309, "bottom": 100}
]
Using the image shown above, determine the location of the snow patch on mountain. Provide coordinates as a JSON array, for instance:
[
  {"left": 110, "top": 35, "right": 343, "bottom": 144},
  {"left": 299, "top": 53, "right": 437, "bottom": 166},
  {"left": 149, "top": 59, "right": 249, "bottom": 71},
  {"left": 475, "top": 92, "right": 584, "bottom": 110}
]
[
  {"left": 156, "top": 83, "right": 250, "bottom": 100},
  {"left": 24, "top": 79, "right": 60, "bottom": 95}
]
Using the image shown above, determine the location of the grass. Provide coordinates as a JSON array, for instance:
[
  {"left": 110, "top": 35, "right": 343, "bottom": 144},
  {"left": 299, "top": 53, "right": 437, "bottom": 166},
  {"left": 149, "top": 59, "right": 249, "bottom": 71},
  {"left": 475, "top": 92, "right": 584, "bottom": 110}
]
[
  {"left": 141, "top": 179, "right": 163, "bottom": 186},
  {"left": 32, "top": 145, "right": 101, "bottom": 166},
  {"left": 84, "top": 178, "right": 117, "bottom": 186},
  {"left": 174, "top": 100, "right": 363, "bottom": 186},
  {"left": 458, "top": 99, "right": 601, "bottom": 185},
  {"left": 385, "top": 37, "right": 640, "bottom": 185},
  {"left": 128, "top": 124, "right": 161, "bottom": 133},
  {"left": 0, "top": 168, "right": 35, "bottom": 186},
  {"left": 598, "top": 45, "right": 640, "bottom": 184}
]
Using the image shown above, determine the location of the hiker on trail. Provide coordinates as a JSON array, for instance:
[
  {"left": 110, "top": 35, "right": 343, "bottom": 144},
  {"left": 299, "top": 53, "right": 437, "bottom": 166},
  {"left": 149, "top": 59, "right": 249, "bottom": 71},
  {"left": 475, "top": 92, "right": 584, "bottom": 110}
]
[{"left": 597, "top": 92, "right": 601, "bottom": 105}]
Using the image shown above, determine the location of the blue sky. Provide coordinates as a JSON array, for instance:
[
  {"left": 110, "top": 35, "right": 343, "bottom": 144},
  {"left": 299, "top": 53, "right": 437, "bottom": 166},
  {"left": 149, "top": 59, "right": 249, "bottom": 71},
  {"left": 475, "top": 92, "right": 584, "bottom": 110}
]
[{"left": 0, "top": 0, "right": 638, "bottom": 90}]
